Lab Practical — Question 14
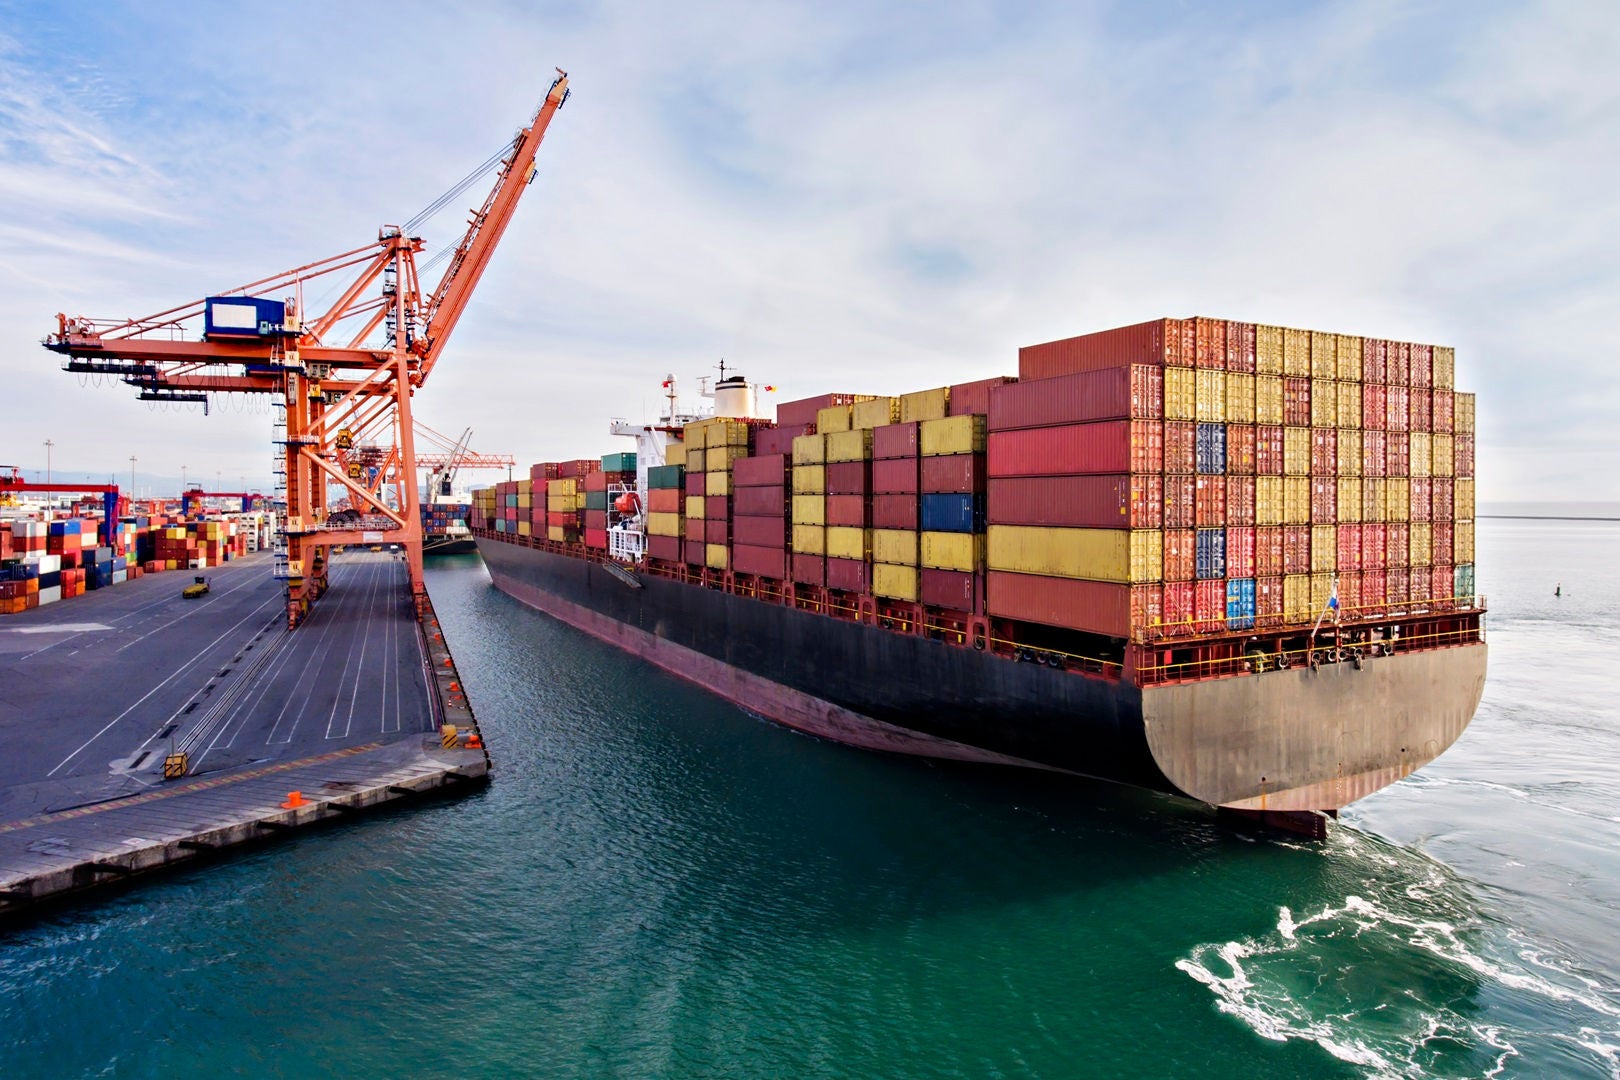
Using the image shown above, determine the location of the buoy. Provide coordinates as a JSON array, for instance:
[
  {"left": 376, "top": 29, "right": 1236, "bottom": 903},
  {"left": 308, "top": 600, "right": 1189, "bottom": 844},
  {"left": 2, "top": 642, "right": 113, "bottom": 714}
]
[{"left": 280, "top": 791, "right": 306, "bottom": 809}]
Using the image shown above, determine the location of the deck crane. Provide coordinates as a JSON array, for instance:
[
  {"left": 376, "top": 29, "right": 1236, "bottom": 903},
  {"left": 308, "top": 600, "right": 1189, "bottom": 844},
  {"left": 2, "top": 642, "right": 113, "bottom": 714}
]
[{"left": 43, "top": 71, "right": 570, "bottom": 628}]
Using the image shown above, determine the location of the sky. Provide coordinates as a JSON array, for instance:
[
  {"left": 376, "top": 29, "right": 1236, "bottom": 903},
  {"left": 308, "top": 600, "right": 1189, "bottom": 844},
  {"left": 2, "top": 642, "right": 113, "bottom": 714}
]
[{"left": 0, "top": 0, "right": 1615, "bottom": 502}]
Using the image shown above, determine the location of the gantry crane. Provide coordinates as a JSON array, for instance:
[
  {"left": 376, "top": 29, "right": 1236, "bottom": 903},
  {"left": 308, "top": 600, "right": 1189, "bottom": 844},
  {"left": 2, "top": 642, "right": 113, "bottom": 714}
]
[
  {"left": 0, "top": 468, "right": 125, "bottom": 550},
  {"left": 43, "top": 72, "right": 570, "bottom": 628}
]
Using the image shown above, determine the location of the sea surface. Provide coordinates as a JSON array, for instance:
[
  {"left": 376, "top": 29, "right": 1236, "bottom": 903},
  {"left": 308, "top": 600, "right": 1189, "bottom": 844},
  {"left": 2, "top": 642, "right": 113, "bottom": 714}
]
[{"left": 2, "top": 518, "right": 1617, "bottom": 1078}]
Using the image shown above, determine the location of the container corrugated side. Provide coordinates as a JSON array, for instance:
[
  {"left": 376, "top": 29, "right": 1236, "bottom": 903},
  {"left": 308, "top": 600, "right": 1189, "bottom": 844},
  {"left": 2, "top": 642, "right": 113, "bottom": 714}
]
[
  {"left": 987, "top": 474, "right": 1162, "bottom": 529},
  {"left": 986, "top": 571, "right": 1161, "bottom": 639},
  {"left": 985, "top": 525, "right": 1160, "bottom": 584},
  {"left": 987, "top": 364, "right": 1164, "bottom": 430},
  {"left": 987, "top": 421, "right": 1163, "bottom": 476},
  {"left": 1017, "top": 318, "right": 1186, "bottom": 380}
]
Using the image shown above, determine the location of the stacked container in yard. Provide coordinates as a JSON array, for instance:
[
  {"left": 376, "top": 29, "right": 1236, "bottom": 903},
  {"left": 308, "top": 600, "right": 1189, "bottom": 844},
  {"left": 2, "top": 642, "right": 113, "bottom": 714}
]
[{"left": 645, "top": 461, "right": 685, "bottom": 563}]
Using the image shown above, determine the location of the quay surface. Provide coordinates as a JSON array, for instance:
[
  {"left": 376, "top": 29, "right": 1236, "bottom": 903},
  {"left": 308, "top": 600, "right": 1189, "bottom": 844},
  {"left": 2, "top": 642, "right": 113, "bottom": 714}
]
[{"left": 0, "top": 549, "right": 486, "bottom": 914}]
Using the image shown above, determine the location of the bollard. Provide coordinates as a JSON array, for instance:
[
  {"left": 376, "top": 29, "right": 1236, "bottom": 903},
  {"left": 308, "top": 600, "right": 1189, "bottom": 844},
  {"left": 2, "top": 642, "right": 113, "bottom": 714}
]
[{"left": 280, "top": 791, "right": 307, "bottom": 809}]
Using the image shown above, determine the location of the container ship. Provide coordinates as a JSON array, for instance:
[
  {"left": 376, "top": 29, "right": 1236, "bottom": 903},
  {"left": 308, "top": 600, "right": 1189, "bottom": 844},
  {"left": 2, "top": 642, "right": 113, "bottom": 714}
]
[{"left": 470, "top": 319, "right": 1487, "bottom": 836}]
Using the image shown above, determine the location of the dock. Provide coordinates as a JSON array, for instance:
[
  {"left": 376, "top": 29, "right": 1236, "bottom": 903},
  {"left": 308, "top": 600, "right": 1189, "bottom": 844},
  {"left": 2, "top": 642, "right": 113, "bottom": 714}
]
[{"left": 0, "top": 549, "right": 486, "bottom": 915}]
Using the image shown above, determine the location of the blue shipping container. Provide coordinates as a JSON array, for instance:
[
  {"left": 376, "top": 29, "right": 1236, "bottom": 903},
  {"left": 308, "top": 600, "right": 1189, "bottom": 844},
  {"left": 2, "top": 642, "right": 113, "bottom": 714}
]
[
  {"left": 1226, "top": 578, "right": 1256, "bottom": 630},
  {"left": 205, "top": 295, "right": 286, "bottom": 338},
  {"left": 1196, "top": 422, "right": 1227, "bottom": 474},
  {"left": 920, "top": 493, "right": 984, "bottom": 533},
  {"left": 1195, "top": 528, "right": 1226, "bottom": 580}
]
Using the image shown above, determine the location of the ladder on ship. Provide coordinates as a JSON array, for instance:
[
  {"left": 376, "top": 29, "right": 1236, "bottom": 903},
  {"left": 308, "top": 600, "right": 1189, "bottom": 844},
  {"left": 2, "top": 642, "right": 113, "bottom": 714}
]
[{"left": 270, "top": 402, "right": 291, "bottom": 580}]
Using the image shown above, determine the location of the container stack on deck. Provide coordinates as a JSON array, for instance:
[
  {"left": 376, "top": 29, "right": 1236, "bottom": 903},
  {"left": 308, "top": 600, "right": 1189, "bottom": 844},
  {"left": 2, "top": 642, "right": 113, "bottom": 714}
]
[{"left": 473, "top": 316, "right": 1476, "bottom": 656}]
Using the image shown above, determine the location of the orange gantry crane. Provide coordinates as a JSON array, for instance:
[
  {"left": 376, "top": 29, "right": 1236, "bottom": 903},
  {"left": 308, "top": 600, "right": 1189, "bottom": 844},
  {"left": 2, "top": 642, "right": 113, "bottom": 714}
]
[{"left": 44, "top": 72, "right": 570, "bottom": 628}]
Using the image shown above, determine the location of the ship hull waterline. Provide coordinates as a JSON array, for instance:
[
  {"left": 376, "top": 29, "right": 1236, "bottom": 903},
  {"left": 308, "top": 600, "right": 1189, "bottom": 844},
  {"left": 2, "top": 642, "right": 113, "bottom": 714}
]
[{"left": 476, "top": 540, "right": 1486, "bottom": 825}]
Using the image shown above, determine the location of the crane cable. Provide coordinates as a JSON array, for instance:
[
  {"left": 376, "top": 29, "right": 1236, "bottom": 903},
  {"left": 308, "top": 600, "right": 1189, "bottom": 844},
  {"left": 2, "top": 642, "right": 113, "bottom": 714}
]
[{"left": 402, "top": 136, "right": 519, "bottom": 236}]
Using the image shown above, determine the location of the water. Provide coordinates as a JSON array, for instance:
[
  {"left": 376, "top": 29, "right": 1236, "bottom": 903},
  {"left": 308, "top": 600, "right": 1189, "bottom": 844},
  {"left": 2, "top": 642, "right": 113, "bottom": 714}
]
[{"left": 3, "top": 519, "right": 1618, "bottom": 1078}]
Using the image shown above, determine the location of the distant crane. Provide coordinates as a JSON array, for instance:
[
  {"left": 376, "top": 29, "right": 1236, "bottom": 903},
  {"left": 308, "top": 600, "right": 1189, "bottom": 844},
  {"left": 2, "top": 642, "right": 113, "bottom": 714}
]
[
  {"left": 43, "top": 71, "right": 571, "bottom": 628},
  {"left": 0, "top": 467, "right": 124, "bottom": 551}
]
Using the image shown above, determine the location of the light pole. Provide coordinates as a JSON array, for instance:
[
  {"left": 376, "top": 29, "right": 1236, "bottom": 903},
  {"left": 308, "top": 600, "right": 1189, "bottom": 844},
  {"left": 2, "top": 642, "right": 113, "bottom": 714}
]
[
  {"left": 130, "top": 455, "right": 137, "bottom": 499},
  {"left": 181, "top": 464, "right": 188, "bottom": 495},
  {"left": 43, "top": 438, "right": 53, "bottom": 505}
]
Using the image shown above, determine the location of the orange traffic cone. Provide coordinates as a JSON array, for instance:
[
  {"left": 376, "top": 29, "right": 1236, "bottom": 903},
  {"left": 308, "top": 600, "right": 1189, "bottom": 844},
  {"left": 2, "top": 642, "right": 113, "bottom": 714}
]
[
  {"left": 466, "top": 733, "right": 483, "bottom": 749},
  {"left": 281, "top": 791, "right": 306, "bottom": 809}
]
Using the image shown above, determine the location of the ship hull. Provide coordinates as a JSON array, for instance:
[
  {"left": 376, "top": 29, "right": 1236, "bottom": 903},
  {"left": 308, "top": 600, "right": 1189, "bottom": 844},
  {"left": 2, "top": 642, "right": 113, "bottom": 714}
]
[
  {"left": 476, "top": 539, "right": 1485, "bottom": 814},
  {"left": 423, "top": 535, "right": 478, "bottom": 557}
]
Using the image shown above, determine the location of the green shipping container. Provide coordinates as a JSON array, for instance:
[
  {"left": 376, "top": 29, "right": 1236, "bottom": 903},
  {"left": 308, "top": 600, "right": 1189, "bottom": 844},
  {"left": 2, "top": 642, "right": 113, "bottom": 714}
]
[
  {"left": 585, "top": 491, "right": 609, "bottom": 511},
  {"left": 601, "top": 451, "right": 638, "bottom": 473},
  {"left": 648, "top": 464, "right": 685, "bottom": 489}
]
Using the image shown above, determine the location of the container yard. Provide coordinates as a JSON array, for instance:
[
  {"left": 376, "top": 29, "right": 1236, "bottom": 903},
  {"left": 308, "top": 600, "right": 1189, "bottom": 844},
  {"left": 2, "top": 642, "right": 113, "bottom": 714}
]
[{"left": 472, "top": 317, "right": 1486, "bottom": 838}]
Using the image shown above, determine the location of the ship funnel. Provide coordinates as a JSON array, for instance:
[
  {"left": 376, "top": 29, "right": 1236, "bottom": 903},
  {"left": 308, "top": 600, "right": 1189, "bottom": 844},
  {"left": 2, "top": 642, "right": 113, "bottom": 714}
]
[{"left": 713, "top": 373, "right": 756, "bottom": 418}]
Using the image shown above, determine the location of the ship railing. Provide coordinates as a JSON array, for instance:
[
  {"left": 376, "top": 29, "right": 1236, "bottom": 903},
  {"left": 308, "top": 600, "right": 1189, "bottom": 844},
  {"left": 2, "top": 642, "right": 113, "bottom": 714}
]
[
  {"left": 1135, "top": 622, "right": 1484, "bottom": 685},
  {"left": 1140, "top": 592, "right": 1487, "bottom": 643}
]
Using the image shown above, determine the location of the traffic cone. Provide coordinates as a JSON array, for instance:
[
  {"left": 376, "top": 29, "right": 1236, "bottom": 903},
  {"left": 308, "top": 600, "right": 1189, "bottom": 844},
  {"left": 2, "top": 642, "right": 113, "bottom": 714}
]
[{"left": 281, "top": 791, "right": 306, "bottom": 809}]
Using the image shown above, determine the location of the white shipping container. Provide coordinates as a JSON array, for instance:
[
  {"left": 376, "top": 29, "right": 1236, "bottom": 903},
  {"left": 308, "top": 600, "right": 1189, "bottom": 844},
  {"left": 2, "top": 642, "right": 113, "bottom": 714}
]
[{"left": 37, "top": 586, "right": 61, "bottom": 605}]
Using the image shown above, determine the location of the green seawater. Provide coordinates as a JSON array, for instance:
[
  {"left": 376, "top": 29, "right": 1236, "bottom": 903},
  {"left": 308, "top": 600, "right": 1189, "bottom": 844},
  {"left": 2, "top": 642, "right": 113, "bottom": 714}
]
[{"left": 3, "top": 521, "right": 1618, "bottom": 1078}]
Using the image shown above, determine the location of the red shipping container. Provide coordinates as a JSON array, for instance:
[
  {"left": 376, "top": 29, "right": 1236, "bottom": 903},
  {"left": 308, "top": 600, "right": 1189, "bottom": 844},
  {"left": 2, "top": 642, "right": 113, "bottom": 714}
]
[
  {"left": 1387, "top": 566, "right": 1409, "bottom": 604},
  {"left": 1432, "top": 389, "right": 1454, "bottom": 434},
  {"left": 733, "top": 486, "right": 787, "bottom": 516},
  {"left": 1434, "top": 477, "right": 1453, "bottom": 520},
  {"left": 1388, "top": 385, "right": 1410, "bottom": 431},
  {"left": 647, "top": 535, "right": 681, "bottom": 562},
  {"left": 987, "top": 571, "right": 1159, "bottom": 637},
  {"left": 1226, "top": 526, "right": 1256, "bottom": 577},
  {"left": 585, "top": 471, "right": 609, "bottom": 493},
  {"left": 585, "top": 510, "right": 608, "bottom": 529},
  {"left": 1361, "top": 568, "right": 1387, "bottom": 606},
  {"left": 1433, "top": 522, "right": 1454, "bottom": 566},
  {"left": 1410, "top": 388, "right": 1432, "bottom": 433},
  {"left": 1226, "top": 321, "right": 1257, "bottom": 373},
  {"left": 1196, "top": 475, "right": 1226, "bottom": 527},
  {"left": 683, "top": 540, "right": 705, "bottom": 565},
  {"left": 1363, "top": 339, "right": 1388, "bottom": 384},
  {"left": 1388, "top": 341, "right": 1411, "bottom": 385},
  {"left": 921, "top": 454, "right": 986, "bottom": 493},
  {"left": 826, "top": 461, "right": 871, "bottom": 495},
  {"left": 704, "top": 495, "right": 729, "bottom": 520},
  {"left": 1457, "top": 435, "right": 1475, "bottom": 478},
  {"left": 648, "top": 488, "right": 682, "bottom": 513},
  {"left": 1164, "top": 475, "right": 1196, "bottom": 529},
  {"left": 873, "top": 458, "right": 920, "bottom": 494},
  {"left": 949, "top": 376, "right": 1017, "bottom": 417},
  {"left": 1226, "top": 476, "right": 1256, "bottom": 526},
  {"left": 1411, "top": 477, "right": 1432, "bottom": 522},
  {"left": 1256, "top": 526, "right": 1284, "bottom": 577},
  {"left": 1283, "top": 526, "right": 1311, "bottom": 574},
  {"left": 1284, "top": 378, "right": 1311, "bottom": 427},
  {"left": 1431, "top": 564, "right": 1453, "bottom": 606},
  {"left": 1363, "top": 429, "right": 1387, "bottom": 477},
  {"left": 826, "top": 557, "right": 870, "bottom": 593},
  {"left": 732, "top": 543, "right": 786, "bottom": 579},
  {"left": 734, "top": 454, "right": 788, "bottom": 487},
  {"left": 1256, "top": 425, "right": 1284, "bottom": 474},
  {"left": 530, "top": 462, "right": 562, "bottom": 482},
  {"left": 1162, "top": 580, "right": 1195, "bottom": 635},
  {"left": 1361, "top": 523, "right": 1387, "bottom": 568},
  {"left": 1338, "top": 572, "right": 1361, "bottom": 615},
  {"left": 1311, "top": 428, "right": 1337, "bottom": 475},
  {"left": 989, "top": 474, "right": 1162, "bottom": 529},
  {"left": 732, "top": 515, "right": 786, "bottom": 548},
  {"left": 704, "top": 519, "right": 728, "bottom": 545},
  {"left": 778, "top": 393, "right": 865, "bottom": 428},
  {"left": 1362, "top": 382, "right": 1387, "bottom": 430},
  {"left": 1409, "top": 566, "right": 1432, "bottom": 603},
  {"left": 1387, "top": 432, "right": 1410, "bottom": 476},
  {"left": 1195, "top": 579, "right": 1225, "bottom": 633},
  {"left": 1227, "top": 424, "right": 1256, "bottom": 474},
  {"left": 753, "top": 425, "right": 810, "bottom": 457},
  {"left": 547, "top": 511, "right": 579, "bottom": 527},
  {"left": 791, "top": 554, "right": 825, "bottom": 586},
  {"left": 1164, "top": 529, "right": 1195, "bottom": 581},
  {"left": 1386, "top": 523, "right": 1410, "bottom": 568},
  {"left": 1195, "top": 317, "right": 1226, "bottom": 369},
  {"left": 1165, "top": 421, "right": 1196, "bottom": 474},
  {"left": 987, "top": 420, "right": 1164, "bottom": 477},
  {"left": 1411, "top": 344, "right": 1433, "bottom": 388},
  {"left": 987, "top": 364, "right": 1163, "bottom": 430},
  {"left": 584, "top": 527, "right": 608, "bottom": 549},
  {"left": 825, "top": 495, "right": 871, "bottom": 527},
  {"left": 872, "top": 494, "right": 919, "bottom": 530},
  {"left": 1256, "top": 576, "right": 1284, "bottom": 628},
  {"left": 560, "top": 458, "right": 600, "bottom": 478},
  {"left": 874, "top": 422, "right": 920, "bottom": 460},
  {"left": 684, "top": 518, "right": 705, "bottom": 542},
  {"left": 921, "top": 568, "right": 980, "bottom": 613},
  {"left": 1337, "top": 524, "right": 1362, "bottom": 572},
  {"left": 1017, "top": 318, "right": 1192, "bottom": 379},
  {"left": 1311, "top": 476, "right": 1337, "bottom": 523},
  {"left": 685, "top": 472, "right": 706, "bottom": 497}
]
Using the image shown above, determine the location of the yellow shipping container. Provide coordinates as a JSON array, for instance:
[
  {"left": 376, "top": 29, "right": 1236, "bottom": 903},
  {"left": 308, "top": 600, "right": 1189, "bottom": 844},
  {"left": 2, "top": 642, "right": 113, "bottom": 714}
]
[
  {"left": 685, "top": 495, "right": 706, "bottom": 519},
  {"left": 1455, "top": 392, "right": 1476, "bottom": 433},
  {"left": 647, "top": 512, "right": 682, "bottom": 537},
  {"left": 872, "top": 529, "right": 918, "bottom": 565},
  {"left": 1335, "top": 334, "right": 1363, "bottom": 382},
  {"left": 1363, "top": 477, "right": 1387, "bottom": 522},
  {"left": 1433, "top": 433, "right": 1454, "bottom": 477},
  {"left": 1256, "top": 475, "right": 1284, "bottom": 526},
  {"left": 516, "top": 495, "right": 531, "bottom": 509},
  {"left": 827, "top": 526, "right": 871, "bottom": 561},
  {"left": 792, "top": 465, "right": 826, "bottom": 495},
  {"left": 792, "top": 433, "right": 826, "bottom": 465},
  {"left": 1164, "top": 367, "right": 1196, "bottom": 421},
  {"left": 1387, "top": 477, "right": 1410, "bottom": 521},
  {"left": 920, "top": 415, "right": 987, "bottom": 456},
  {"left": 1336, "top": 382, "right": 1362, "bottom": 429},
  {"left": 791, "top": 524, "right": 825, "bottom": 555},
  {"left": 1338, "top": 477, "right": 1363, "bottom": 523},
  {"left": 517, "top": 479, "right": 532, "bottom": 493},
  {"left": 851, "top": 397, "right": 899, "bottom": 430},
  {"left": 872, "top": 563, "right": 919, "bottom": 601},
  {"left": 1410, "top": 521, "right": 1432, "bottom": 567},
  {"left": 706, "top": 543, "right": 729, "bottom": 571},
  {"left": 1225, "top": 372, "right": 1256, "bottom": 424},
  {"left": 683, "top": 422, "right": 708, "bottom": 450},
  {"left": 1195, "top": 368, "right": 1225, "bottom": 422},
  {"left": 1283, "top": 427, "right": 1311, "bottom": 475},
  {"left": 1311, "top": 572, "right": 1333, "bottom": 614},
  {"left": 1255, "top": 374, "right": 1284, "bottom": 425},
  {"left": 1311, "top": 524, "right": 1336, "bottom": 573},
  {"left": 1284, "top": 574, "right": 1311, "bottom": 620},
  {"left": 1433, "top": 346, "right": 1456, "bottom": 390},
  {"left": 1256, "top": 324, "right": 1285, "bottom": 375},
  {"left": 686, "top": 448, "right": 705, "bottom": 473},
  {"left": 825, "top": 429, "right": 874, "bottom": 463},
  {"left": 1283, "top": 328, "right": 1311, "bottom": 376},
  {"left": 1456, "top": 479, "right": 1475, "bottom": 520},
  {"left": 1283, "top": 476, "right": 1310, "bottom": 524},
  {"left": 985, "top": 525, "right": 1159, "bottom": 584},
  {"left": 1310, "top": 330, "right": 1336, "bottom": 381},
  {"left": 1338, "top": 429, "right": 1362, "bottom": 477},
  {"left": 1410, "top": 432, "right": 1433, "bottom": 477},
  {"left": 899, "top": 387, "right": 950, "bottom": 423},
  {"left": 920, "top": 531, "right": 985, "bottom": 571},
  {"left": 517, "top": 521, "right": 531, "bottom": 537},
  {"left": 706, "top": 445, "right": 748, "bottom": 471},
  {"left": 817, "top": 405, "right": 853, "bottom": 433},
  {"left": 706, "top": 470, "right": 732, "bottom": 497},
  {"left": 1456, "top": 520, "right": 1475, "bottom": 562},
  {"left": 547, "top": 526, "right": 565, "bottom": 543},
  {"left": 711, "top": 419, "right": 750, "bottom": 447},
  {"left": 1310, "top": 378, "right": 1337, "bottom": 428},
  {"left": 549, "top": 478, "right": 579, "bottom": 495},
  {"left": 791, "top": 495, "right": 826, "bottom": 525}
]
